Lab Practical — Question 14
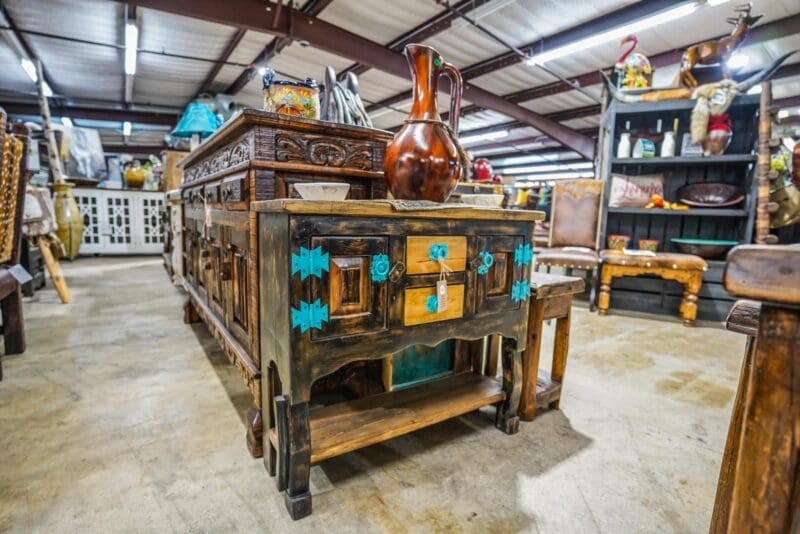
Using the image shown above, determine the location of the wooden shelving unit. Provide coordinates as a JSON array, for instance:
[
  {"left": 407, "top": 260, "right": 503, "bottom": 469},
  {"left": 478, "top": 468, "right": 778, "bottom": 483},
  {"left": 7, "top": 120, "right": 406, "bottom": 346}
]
[{"left": 599, "top": 94, "right": 760, "bottom": 322}]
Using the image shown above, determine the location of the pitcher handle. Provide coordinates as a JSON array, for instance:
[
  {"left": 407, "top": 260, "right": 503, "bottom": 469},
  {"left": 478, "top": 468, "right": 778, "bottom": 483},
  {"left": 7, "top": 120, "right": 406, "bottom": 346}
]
[{"left": 441, "top": 61, "right": 462, "bottom": 133}]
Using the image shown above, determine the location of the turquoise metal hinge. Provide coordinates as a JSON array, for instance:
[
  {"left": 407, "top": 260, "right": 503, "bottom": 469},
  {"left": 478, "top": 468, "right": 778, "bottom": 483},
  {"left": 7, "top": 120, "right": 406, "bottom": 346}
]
[
  {"left": 511, "top": 280, "right": 531, "bottom": 302},
  {"left": 291, "top": 246, "right": 329, "bottom": 280},
  {"left": 370, "top": 254, "right": 390, "bottom": 282},
  {"left": 429, "top": 243, "right": 448, "bottom": 262},
  {"left": 514, "top": 243, "right": 533, "bottom": 266},
  {"left": 291, "top": 299, "right": 329, "bottom": 333},
  {"left": 477, "top": 251, "right": 494, "bottom": 275}
]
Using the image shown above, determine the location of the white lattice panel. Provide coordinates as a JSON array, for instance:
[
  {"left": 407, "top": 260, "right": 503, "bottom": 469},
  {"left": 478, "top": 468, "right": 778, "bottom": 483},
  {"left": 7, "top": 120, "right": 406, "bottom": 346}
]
[{"left": 74, "top": 188, "right": 165, "bottom": 255}]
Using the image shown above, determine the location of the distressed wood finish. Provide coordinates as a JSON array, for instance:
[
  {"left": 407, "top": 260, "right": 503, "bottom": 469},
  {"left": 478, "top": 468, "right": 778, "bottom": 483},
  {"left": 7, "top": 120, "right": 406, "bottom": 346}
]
[
  {"left": 257, "top": 201, "right": 538, "bottom": 519},
  {"left": 519, "top": 273, "right": 584, "bottom": 421},
  {"left": 180, "top": 111, "right": 393, "bottom": 457},
  {"left": 710, "top": 245, "right": 800, "bottom": 533}
]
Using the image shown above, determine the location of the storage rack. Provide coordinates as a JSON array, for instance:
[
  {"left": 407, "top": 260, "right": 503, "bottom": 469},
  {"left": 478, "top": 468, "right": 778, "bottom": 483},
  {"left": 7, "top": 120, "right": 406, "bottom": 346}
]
[{"left": 598, "top": 94, "right": 760, "bottom": 322}]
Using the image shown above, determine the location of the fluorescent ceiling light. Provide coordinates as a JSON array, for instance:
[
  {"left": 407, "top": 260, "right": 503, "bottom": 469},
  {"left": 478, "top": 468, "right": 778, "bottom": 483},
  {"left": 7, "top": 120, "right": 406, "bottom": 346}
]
[
  {"left": 727, "top": 53, "right": 749, "bottom": 70},
  {"left": 747, "top": 84, "right": 762, "bottom": 95},
  {"left": 460, "top": 130, "right": 509, "bottom": 145},
  {"left": 778, "top": 109, "right": 789, "bottom": 119},
  {"left": 526, "top": 2, "right": 698, "bottom": 65},
  {"left": 123, "top": 121, "right": 132, "bottom": 137},
  {"left": 20, "top": 58, "right": 37, "bottom": 82},
  {"left": 502, "top": 162, "right": 594, "bottom": 175},
  {"left": 125, "top": 23, "right": 138, "bottom": 76},
  {"left": 257, "top": 66, "right": 267, "bottom": 76},
  {"left": 61, "top": 117, "right": 73, "bottom": 128},
  {"left": 707, "top": 0, "right": 729, "bottom": 5},
  {"left": 513, "top": 170, "right": 594, "bottom": 185}
]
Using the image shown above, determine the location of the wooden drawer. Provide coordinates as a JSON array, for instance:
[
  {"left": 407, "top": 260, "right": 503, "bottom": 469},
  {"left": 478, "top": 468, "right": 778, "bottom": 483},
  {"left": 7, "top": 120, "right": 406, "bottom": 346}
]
[
  {"left": 221, "top": 173, "right": 248, "bottom": 205},
  {"left": 406, "top": 236, "right": 467, "bottom": 275},
  {"left": 204, "top": 182, "right": 220, "bottom": 204},
  {"left": 403, "top": 284, "right": 465, "bottom": 326}
]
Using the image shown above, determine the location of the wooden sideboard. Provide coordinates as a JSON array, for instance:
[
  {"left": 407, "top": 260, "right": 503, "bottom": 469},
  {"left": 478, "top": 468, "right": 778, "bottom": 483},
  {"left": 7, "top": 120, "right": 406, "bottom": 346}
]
[
  {"left": 180, "top": 110, "right": 393, "bottom": 457},
  {"left": 255, "top": 199, "right": 542, "bottom": 518}
]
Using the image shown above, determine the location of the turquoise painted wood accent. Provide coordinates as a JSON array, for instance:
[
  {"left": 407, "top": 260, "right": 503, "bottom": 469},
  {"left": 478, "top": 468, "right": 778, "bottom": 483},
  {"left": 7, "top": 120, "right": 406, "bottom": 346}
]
[
  {"left": 391, "top": 340, "right": 455, "bottom": 389},
  {"left": 426, "top": 295, "right": 439, "bottom": 313},
  {"left": 291, "top": 246, "right": 329, "bottom": 280},
  {"left": 511, "top": 280, "right": 531, "bottom": 302},
  {"left": 477, "top": 251, "right": 494, "bottom": 275},
  {"left": 291, "top": 299, "right": 329, "bottom": 333},
  {"left": 428, "top": 243, "right": 449, "bottom": 262},
  {"left": 514, "top": 243, "right": 533, "bottom": 266},
  {"left": 370, "top": 253, "right": 390, "bottom": 282}
]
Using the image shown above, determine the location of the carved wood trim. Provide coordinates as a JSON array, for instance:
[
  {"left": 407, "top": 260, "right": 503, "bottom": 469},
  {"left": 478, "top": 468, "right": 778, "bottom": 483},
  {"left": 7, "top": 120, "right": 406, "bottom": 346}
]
[
  {"left": 274, "top": 132, "right": 376, "bottom": 171},
  {"left": 183, "top": 131, "right": 253, "bottom": 184}
]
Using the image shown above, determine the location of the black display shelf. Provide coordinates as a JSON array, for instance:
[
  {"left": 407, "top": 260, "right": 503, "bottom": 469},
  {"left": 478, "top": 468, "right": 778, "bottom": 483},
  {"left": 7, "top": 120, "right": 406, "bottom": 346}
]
[
  {"left": 607, "top": 207, "right": 748, "bottom": 217},
  {"left": 611, "top": 154, "right": 756, "bottom": 166}
]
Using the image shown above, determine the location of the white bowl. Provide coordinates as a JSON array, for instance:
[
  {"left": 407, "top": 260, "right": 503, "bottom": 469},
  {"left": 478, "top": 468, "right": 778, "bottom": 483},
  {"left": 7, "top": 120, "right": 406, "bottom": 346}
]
[
  {"left": 293, "top": 182, "right": 350, "bottom": 201},
  {"left": 460, "top": 194, "right": 504, "bottom": 207}
]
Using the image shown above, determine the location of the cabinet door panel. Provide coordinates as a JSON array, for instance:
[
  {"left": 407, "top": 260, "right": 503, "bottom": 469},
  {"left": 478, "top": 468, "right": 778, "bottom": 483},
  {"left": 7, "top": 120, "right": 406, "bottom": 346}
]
[
  {"left": 308, "top": 236, "right": 388, "bottom": 340},
  {"left": 227, "top": 227, "right": 250, "bottom": 348},
  {"left": 207, "top": 225, "right": 226, "bottom": 319},
  {"left": 475, "top": 235, "right": 525, "bottom": 314}
]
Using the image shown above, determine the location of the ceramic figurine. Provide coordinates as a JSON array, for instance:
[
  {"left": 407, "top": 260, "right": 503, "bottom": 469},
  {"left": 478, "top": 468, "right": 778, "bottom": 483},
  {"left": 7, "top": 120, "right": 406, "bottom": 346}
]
[
  {"left": 614, "top": 35, "right": 652, "bottom": 89},
  {"left": 384, "top": 44, "right": 467, "bottom": 202},
  {"left": 677, "top": 4, "right": 763, "bottom": 88},
  {"left": 472, "top": 158, "right": 492, "bottom": 181},
  {"left": 263, "top": 68, "right": 320, "bottom": 119},
  {"left": 702, "top": 114, "right": 732, "bottom": 156}
]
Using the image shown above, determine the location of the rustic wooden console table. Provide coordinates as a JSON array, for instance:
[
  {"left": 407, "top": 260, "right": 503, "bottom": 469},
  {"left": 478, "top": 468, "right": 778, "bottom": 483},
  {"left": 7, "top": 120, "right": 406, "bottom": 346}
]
[
  {"left": 179, "top": 110, "right": 392, "bottom": 457},
  {"left": 255, "top": 199, "right": 542, "bottom": 519}
]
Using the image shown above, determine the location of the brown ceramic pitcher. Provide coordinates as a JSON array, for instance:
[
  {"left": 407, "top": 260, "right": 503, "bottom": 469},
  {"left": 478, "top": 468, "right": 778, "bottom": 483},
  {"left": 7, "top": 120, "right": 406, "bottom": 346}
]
[{"left": 384, "top": 44, "right": 464, "bottom": 202}]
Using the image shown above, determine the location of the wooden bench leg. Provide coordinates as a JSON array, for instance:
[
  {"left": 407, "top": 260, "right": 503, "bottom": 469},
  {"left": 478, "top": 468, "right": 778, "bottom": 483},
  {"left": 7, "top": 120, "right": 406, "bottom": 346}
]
[
  {"left": 284, "top": 400, "right": 312, "bottom": 520},
  {"left": 598, "top": 267, "right": 612, "bottom": 316},
  {"left": 679, "top": 274, "right": 702, "bottom": 326},
  {"left": 549, "top": 303, "right": 571, "bottom": 410},
  {"left": 710, "top": 335, "right": 755, "bottom": 533},
  {"left": 520, "top": 299, "right": 545, "bottom": 421}
]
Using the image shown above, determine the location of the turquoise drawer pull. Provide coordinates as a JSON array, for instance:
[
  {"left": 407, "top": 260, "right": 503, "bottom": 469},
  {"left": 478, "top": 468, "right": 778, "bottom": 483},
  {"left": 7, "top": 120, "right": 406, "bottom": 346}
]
[
  {"left": 370, "top": 254, "right": 390, "bottom": 282},
  {"left": 477, "top": 251, "right": 494, "bottom": 275},
  {"left": 428, "top": 243, "right": 448, "bottom": 262}
]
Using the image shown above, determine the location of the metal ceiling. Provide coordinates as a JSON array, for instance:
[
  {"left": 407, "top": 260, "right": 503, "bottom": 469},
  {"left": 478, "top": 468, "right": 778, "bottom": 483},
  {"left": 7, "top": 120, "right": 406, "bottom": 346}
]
[{"left": 0, "top": 0, "right": 797, "bottom": 158}]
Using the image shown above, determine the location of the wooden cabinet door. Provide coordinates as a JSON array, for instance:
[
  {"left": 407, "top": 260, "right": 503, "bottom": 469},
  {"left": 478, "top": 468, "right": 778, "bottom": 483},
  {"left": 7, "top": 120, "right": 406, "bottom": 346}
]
[
  {"left": 226, "top": 226, "right": 251, "bottom": 349},
  {"left": 308, "top": 236, "right": 389, "bottom": 340},
  {"left": 206, "top": 224, "right": 226, "bottom": 318},
  {"left": 183, "top": 217, "right": 197, "bottom": 286},
  {"left": 474, "top": 235, "right": 525, "bottom": 314}
]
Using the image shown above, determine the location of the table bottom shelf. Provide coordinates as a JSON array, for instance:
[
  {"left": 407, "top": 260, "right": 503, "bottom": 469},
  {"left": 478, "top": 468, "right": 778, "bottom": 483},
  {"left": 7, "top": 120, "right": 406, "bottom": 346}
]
[
  {"left": 270, "top": 372, "right": 504, "bottom": 464},
  {"left": 536, "top": 369, "right": 562, "bottom": 406}
]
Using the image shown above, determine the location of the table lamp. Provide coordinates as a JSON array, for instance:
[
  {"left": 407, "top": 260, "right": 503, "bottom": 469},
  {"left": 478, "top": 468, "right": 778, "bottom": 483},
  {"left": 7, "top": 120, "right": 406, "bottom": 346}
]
[{"left": 171, "top": 102, "right": 220, "bottom": 151}]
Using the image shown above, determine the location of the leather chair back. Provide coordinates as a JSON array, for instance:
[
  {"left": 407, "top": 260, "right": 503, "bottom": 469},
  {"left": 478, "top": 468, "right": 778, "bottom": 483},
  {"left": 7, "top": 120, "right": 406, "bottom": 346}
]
[{"left": 548, "top": 179, "right": 604, "bottom": 250}]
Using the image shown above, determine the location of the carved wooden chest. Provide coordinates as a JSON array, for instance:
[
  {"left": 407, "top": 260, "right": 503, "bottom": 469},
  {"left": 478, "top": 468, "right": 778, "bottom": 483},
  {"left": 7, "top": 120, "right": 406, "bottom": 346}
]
[
  {"left": 255, "top": 199, "right": 542, "bottom": 518},
  {"left": 179, "top": 111, "right": 393, "bottom": 457}
]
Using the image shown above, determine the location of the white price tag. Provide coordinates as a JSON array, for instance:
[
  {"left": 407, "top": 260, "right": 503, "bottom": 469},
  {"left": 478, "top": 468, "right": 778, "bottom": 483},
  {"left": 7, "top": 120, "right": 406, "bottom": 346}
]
[{"left": 436, "top": 279, "right": 448, "bottom": 311}]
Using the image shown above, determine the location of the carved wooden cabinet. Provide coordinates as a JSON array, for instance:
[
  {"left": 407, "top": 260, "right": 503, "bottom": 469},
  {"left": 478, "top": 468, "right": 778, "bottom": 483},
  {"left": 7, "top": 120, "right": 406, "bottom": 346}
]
[
  {"left": 255, "top": 199, "right": 542, "bottom": 519},
  {"left": 180, "top": 111, "right": 393, "bottom": 457}
]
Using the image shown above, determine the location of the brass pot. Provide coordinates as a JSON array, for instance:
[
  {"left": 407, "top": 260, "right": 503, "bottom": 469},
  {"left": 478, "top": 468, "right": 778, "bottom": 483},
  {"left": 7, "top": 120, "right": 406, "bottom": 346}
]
[
  {"left": 53, "top": 182, "right": 84, "bottom": 260},
  {"left": 770, "top": 182, "right": 800, "bottom": 229}
]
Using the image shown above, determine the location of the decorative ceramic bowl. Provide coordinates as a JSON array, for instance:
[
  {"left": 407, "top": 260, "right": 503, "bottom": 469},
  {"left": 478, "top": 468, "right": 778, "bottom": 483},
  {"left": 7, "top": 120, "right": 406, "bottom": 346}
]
[
  {"left": 607, "top": 234, "right": 630, "bottom": 251},
  {"left": 677, "top": 182, "right": 745, "bottom": 208},
  {"left": 460, "top": 194, "right": 504, "bottom": 207},
  {"left": 293, "top": 182, "right": 350, "bottom": 201},
  {"left": 671, "top": 238, "right": 738, "bottom": 259},
  {"left": 638, "top": 239, "right": 659, "bottom": 252}
]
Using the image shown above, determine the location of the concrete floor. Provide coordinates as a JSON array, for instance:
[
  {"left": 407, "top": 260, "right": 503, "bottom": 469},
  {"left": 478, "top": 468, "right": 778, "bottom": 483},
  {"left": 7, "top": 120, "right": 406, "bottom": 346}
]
[{"left": 0, "top": 257, "right": 746, "bottom": 533}]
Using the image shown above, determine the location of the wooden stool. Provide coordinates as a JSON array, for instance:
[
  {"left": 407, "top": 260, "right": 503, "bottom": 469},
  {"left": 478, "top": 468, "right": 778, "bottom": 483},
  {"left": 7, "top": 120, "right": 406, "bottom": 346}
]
[
  {"left": 598, "top": 250, "right": 707, "bottom": 326},
  {"left": 519, "top": 273, "right": 584, "bottom": 421},
  {"left": 710, "top": 245, "right": 799, "bottom": 532}
]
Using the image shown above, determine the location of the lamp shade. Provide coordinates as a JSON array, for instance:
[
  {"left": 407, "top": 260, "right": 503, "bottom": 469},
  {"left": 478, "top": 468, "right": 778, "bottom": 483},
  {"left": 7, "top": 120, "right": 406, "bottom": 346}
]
[{"left": 171, "top": 102, "right": 220, "bottom": 138}]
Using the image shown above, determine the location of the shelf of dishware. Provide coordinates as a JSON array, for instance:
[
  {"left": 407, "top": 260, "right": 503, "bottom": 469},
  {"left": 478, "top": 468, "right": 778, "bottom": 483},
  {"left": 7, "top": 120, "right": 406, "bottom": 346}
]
[
  {"left": 611, "top": 154, "right": 756, "bottom": 166},
  {"left": 607, "top": 207, "right": 748, "bottom": 217}
]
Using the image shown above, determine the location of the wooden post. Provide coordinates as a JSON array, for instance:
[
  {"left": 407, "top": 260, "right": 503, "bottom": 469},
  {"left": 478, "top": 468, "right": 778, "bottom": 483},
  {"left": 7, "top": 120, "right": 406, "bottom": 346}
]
[{"left": 755, "top": 81, "right": 774, "bottom": 244}]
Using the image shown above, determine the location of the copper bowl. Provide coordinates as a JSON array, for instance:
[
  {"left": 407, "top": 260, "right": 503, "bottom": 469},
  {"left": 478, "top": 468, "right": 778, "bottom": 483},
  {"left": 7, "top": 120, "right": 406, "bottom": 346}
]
[{"left": 677, "top": 182, "right": 745, "bottom": 208}]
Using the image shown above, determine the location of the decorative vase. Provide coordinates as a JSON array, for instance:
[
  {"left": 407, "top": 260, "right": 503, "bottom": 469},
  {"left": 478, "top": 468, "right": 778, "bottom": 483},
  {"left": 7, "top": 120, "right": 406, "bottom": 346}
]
[
  {"left": 262, "top": 68, "right": 320, "bottom": 120},
  {"left": 702, "top": 113, "right": 732, "bottom": 156},
  {"left": 123, "top": 161, "right": 146, "bottom": 189},
  {"left": 384, "top": 44, "right": 464, "bottom": 202},
  {"left": 53, "top": 182, "right": 84, "bottom": 260},
  {"left": 617, "top": 132, "right": 631, "bottom": 158},
  {"left": 607, "top": 234, "right": 630, "bottom": 250},
  {"left": 472, "top": 158, "right": 492, "bottom": 181},
  {"left": 660, "top": 131, "right": 675, "bottom": 157}
]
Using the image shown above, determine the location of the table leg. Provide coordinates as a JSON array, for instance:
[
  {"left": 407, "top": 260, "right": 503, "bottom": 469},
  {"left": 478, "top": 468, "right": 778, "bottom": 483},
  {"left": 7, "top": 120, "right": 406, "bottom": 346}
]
[
  {"left": 284, "top": 400, "right": 312, "bottom": 520},
  {"left": 549, "top": 303, "right": 571, "bottom": 410},
  {"left": 680, "top": 274, "right": 702, "bottom": 326},
  {"left": 496, "top": 337, "right": 522, "bottom": 434},
  {"left": 485, "top": 335, "right": 501, "bottom": 377},
  {"left": 520, "top": 299, "right": 545, "bottom": 421},
  {"left": 598, "top": 267, "right": 612, "bottom": 316},
  {"left": 264, "top": 364, "right": 278, "bottom": 477},
  {"left": 246, "top": 402, "right": 263, "bottom": 459}
]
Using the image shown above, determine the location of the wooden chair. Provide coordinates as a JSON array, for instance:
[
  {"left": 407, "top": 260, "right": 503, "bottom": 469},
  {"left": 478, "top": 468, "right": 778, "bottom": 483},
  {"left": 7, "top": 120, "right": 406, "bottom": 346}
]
[
  {"left": 710, "top": 245, "right": 799, "bottom": 532},
  {"left": 534, "top": 180, "right": 603, "bottom": 311},
  {"left": 0, "top": 112, "right": 29, "bottom": 380}
]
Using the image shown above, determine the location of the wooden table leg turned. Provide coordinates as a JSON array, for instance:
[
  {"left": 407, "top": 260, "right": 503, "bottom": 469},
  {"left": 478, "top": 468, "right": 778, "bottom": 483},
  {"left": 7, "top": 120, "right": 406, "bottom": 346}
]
[
  {"left": 597, "top": 267, "right": 613, "bottom": 316},
  {"left": 678, "top": 274, "right": 702, "bottom": 326}
]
